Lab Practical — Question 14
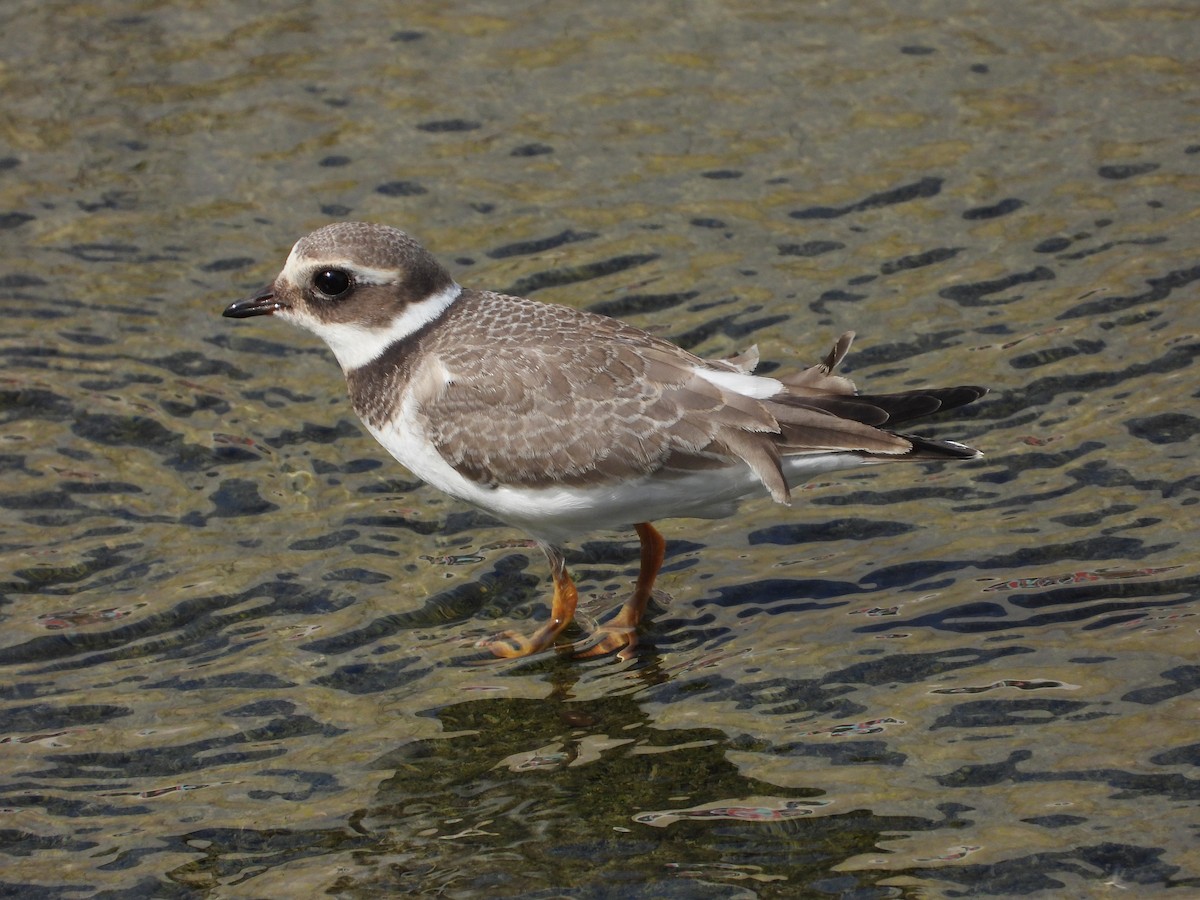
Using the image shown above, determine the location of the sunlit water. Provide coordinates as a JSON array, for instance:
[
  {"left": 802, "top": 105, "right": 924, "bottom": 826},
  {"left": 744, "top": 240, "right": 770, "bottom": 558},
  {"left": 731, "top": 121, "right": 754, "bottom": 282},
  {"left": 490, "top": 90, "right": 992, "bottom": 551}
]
[{"left": 2, "top": 1, "right": 1198, "bottom": 896}]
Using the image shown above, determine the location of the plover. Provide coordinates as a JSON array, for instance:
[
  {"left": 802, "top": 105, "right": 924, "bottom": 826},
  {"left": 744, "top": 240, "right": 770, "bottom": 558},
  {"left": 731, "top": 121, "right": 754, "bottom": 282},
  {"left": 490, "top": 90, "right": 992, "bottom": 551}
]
[{"left": 223, "top": 222, "right": 986, "bottom": 659}]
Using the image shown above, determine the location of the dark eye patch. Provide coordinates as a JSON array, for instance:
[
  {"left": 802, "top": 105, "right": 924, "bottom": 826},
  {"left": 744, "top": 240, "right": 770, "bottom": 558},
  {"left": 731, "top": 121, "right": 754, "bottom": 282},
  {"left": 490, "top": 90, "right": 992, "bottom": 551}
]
[{"left": 313, "top": 269, "right": 352, "bottom": 297}]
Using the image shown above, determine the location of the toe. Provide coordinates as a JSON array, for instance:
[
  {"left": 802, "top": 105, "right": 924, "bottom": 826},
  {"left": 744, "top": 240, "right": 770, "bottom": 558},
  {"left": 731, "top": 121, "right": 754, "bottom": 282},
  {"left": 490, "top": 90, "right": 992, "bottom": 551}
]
[
  {"left": 573, "top": 625, "right": 638, "bottom": 660},
  {"left": 478, "top": 631, "right": 533, "bottom": 658}
]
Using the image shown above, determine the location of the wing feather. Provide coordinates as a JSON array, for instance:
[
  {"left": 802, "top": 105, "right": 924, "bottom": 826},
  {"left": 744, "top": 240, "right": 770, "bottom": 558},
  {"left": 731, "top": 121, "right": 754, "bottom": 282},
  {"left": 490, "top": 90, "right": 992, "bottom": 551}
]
[{"left": 411, "top": 293, "right": 984, "bottom": 495}]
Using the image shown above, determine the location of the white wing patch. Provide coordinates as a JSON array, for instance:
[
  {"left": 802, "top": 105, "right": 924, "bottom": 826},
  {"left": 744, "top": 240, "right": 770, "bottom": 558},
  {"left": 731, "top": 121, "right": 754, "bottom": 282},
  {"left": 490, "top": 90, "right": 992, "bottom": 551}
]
[{"left": 693, "top": 366, "right": 784, "bottom": 400}]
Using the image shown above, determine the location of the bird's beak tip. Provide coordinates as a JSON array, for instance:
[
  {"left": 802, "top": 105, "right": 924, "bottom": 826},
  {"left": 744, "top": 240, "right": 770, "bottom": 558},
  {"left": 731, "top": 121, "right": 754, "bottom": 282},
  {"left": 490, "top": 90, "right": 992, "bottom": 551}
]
[{"left": 223, "top": 283, "right": 280, "bottom": 319}]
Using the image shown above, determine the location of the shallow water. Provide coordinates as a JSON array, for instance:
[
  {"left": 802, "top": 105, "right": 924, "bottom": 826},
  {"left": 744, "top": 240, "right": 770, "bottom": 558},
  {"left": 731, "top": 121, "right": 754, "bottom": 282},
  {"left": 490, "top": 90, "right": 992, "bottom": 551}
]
[{"left": 2, "top": 0, "right": 1199, "bottom": 896}]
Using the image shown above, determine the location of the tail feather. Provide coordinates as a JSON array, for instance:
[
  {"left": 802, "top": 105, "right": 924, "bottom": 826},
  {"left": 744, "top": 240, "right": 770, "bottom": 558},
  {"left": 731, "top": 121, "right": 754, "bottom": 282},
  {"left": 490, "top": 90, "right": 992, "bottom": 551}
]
[
  {"left": 778, "top": 330, "right": 858, "bottom": 395},
  {"left": 896, "top": 433, "right": 983, "bottom": 461},
  {"left": 692, "top": 331, "right": 988, "bottom": 503},
  {"left": 765, "top": 332, "right": 987, "bottom": 477}
]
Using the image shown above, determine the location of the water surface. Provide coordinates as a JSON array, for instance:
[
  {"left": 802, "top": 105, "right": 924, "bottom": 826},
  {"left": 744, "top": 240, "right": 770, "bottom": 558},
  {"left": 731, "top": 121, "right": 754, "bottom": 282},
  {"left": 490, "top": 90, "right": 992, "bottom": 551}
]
[{"left": 2, "top": 0, "right": 1198, "bottom": 896}]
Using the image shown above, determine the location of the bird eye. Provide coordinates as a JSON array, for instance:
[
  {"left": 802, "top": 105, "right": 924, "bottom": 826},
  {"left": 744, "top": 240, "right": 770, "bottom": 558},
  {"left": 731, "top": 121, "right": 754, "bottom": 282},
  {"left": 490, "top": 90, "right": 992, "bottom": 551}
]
[{"left": 312, "top": 269, "right": 352, "bottom": 297}]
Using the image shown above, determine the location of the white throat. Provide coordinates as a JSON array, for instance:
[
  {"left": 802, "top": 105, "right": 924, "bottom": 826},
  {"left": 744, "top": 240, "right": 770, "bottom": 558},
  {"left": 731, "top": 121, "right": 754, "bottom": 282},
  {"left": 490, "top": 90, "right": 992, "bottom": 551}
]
[{"left": 289, "top": 282, "right": 462, "bottom": 372}]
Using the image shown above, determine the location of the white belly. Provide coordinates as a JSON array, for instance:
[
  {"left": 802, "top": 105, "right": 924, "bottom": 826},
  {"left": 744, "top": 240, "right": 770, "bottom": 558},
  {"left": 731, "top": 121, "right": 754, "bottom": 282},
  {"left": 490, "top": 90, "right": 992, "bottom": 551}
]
[{"left": 365, "top": 413, "right": 870, "bottom": 545}]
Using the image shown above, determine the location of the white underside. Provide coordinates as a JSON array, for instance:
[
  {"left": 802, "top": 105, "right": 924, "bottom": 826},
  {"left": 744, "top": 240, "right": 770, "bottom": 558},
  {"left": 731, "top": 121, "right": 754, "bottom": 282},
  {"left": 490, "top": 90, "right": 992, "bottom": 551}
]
[{"left": 364, "top": 403, "right": 873, "bottom": 545}]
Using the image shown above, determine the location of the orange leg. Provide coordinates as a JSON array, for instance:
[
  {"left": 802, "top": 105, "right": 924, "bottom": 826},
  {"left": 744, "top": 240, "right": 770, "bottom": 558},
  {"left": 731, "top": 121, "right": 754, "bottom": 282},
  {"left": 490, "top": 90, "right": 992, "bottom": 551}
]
[
  {"left": 485, "top": 544, "right": 579, "bottom": 658},
  {"left": 576, "top": 522, "right": 666, "bottom": 659}
]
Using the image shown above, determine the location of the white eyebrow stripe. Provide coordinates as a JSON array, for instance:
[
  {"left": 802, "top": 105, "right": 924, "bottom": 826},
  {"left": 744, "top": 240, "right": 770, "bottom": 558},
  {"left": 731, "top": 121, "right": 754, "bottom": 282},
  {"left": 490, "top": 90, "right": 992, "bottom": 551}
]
[
  {"left": 343, "top": 263, "right": 401, "bottom": 286},
  {"left": 281, "top": 245, "right": 400, "bottom": 288}
]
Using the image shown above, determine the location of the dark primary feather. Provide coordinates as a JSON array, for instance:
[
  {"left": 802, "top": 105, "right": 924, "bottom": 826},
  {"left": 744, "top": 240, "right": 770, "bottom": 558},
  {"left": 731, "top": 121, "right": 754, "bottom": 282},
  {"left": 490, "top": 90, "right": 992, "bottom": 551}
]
[{"left": 777, "top": 385, "right": 986, "bottom": 427}]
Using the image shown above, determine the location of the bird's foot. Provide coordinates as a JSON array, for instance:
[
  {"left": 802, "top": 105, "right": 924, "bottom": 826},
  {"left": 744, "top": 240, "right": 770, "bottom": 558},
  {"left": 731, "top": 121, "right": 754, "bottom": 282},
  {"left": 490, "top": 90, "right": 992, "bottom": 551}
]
[
  {"left": 475, "top": 625, "right": 639, "bottom": 661},
  {"left": 477, "top": 620, "right": 577, "bottom": 658},
  {"left": 476, "top": 630, "right": 543, "bottom": 658},
  {"left": 572, "top": 624, "right": 639, "bottom": 661}
]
